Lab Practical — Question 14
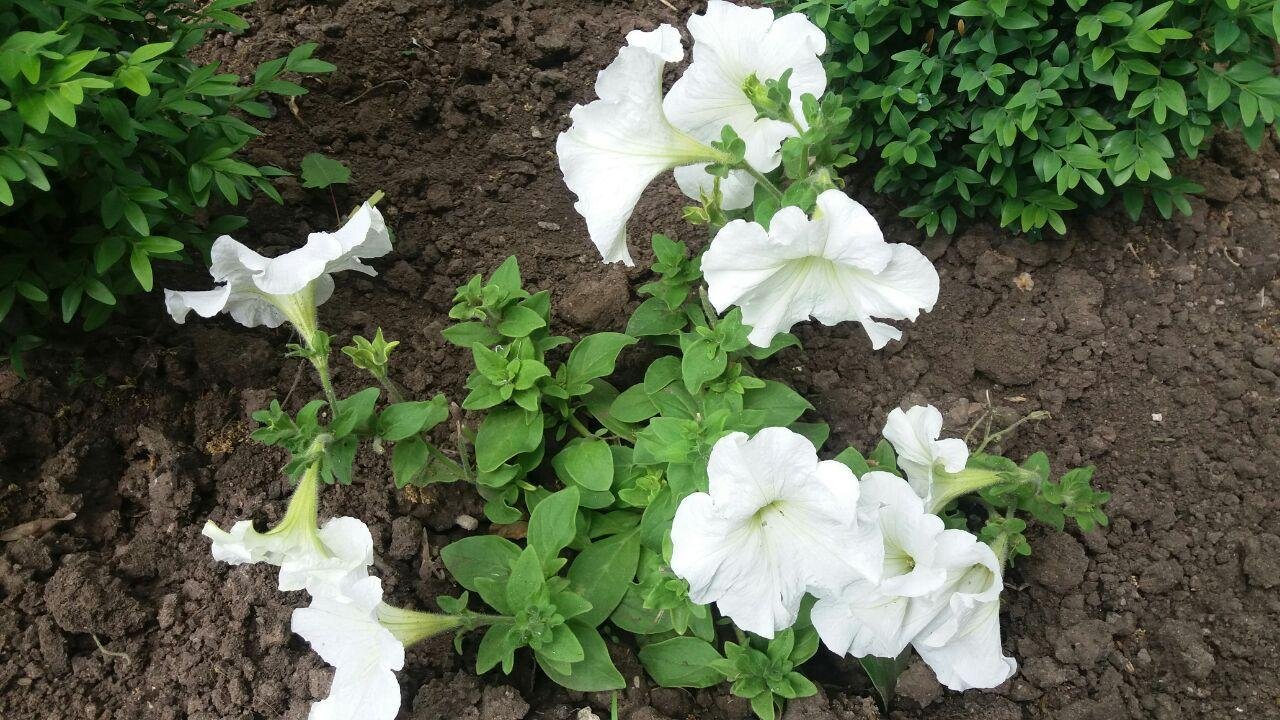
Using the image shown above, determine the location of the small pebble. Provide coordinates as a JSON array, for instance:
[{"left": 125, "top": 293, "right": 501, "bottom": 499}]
[{"left": 456, "top": 514, "right": 479, "bottom": 531}]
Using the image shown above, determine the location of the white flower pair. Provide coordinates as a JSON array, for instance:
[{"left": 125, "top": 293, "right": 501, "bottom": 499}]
[
  {"left": 556, "top": 0, "right": 825, "bottom": 266},
  {"left": 669, "top": 409, "right": 1016, "bottom": 691},
  {"left": 203, "top": 469, "right": 408, "bottom": 720},
  {"left": 557, "top": 1, "right": 939, "bottom": 350}
]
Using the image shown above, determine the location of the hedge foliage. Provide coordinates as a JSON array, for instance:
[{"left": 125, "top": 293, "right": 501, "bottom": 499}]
[
  {"left": 783, "top": 0, "right": 1280, "bottom": 235},
  {"left": 0, "top": 0, "right": 333, "bottom": 373}
]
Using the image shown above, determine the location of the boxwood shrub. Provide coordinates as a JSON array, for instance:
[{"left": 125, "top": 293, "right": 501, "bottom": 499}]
[
  {"left": 781, "top": 0, "right": 1280, "bottom": 236},
  {"left": 0, "top": 0, "right": 334, "bottom": 374}
]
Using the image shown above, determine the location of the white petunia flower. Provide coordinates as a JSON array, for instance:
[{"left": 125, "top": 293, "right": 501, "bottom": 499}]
[
  {"left": 202, "top": 467, "right": 373, "bottom": 598},
  {"left": 665, "top": 0, "right": 826, "bottom": 200},
  {"left": 882, "top": 405, "right": 970, "bottom": 505},
  {"left": 702, "top": 189, "right": 939, "bottom": 348},
  {"left": 556, "top": 25, "right": 725, "bottom": 265},
  {"left": 812, "top": 474, "right": 1016, "bottom": 691},
  {"left": 810, "top": 472, "right": 957, "bottom": 658},
  {"left": 669, "top": 427, "right": 881, "bottom": 638},
  {"left": 910, "top": 539, "right": 1017, "bottom": 691},
  {"left": 292, "top": 576, "right": 404, "bottom": 720},
  {"left": 164, "top": 203, "right": 390, "bottom": 338}
]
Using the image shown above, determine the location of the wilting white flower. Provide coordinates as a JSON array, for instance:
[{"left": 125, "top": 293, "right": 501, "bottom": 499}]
[
  {"left": 910, "top": 544, "right": 1017, "bottom": 691},
  {"left": 882, "top": 405, "right": 970, "bottom": 505},
  {"left": 669, "top": 427, "right": 881, "bottom": 638},
  {"left": 556, "top": 25, "right": 723, "bottom": 265},
  {"left": 202, "top": 468, "right": 373, "bottom": 598},
  {"left": 292, "top": 576, "right": 404, "bottom": 720},
  {"left": 666, "top": 0, "right": 826, "bottom": 203},
  {"left": 812, "top": 472, "right": 1016, "bottom": 691},
  {"left": 165, "top": 203, "right": 390, "bottom": 336},
  {"left": 702, "top": 189, "right": 939, "bottom": 348},
  {"left": 292, "top": 575, "right": 468, "bottom": 720}
]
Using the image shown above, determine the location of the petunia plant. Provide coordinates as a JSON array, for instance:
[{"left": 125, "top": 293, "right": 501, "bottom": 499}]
[{"left": 178, "top": 3, "right": 1110, "bottom": 720}]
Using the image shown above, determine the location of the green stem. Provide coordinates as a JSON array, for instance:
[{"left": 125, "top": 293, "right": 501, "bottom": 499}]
[
  {"left": 974, "top": 410, "right": 1050, "bottom": 454},
  {"left": 374, "top": 372, "right": 407, "bottom": 404},
  {"left": 698, "top": 286, "right": 719, "bottom": 325},
  {"left": 740, "top": 164, "right": 784, "bottom": 200},
  {"left": 567, "top": 412, "right": 595, "bottom": 439},
  {"left": 310, "top": 352, "right": 341, "bottom": 412},
  {"left": 425, "top": 441, "right": 471, "bottom": 483}
]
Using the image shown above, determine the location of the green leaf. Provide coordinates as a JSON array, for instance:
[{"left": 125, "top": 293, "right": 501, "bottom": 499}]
[
  {"left": 299, "top": 153, "right": 351, "bottom": 189},
  {"left": 118, "top": 66, "right": 151, "bottom": 96},
  {"left": 868, "top": 439, "right": 899, "bottom": 475},
  {"left": 564, "top": 333, "right": 637, "bottom": 392},
  {"left": 553, "top": 438, "right": 615, "bottom": 492},
  {"left": 130, "top": 42, "right": 174, "bottom": 63},
  {"left": 627, "top": 297, "right": 686, "bottom": 336},
  {"left": 566, "top": 530, "right": 641, "bottom": 627},
  {"left": 639, "top": 637, "right": 726, "bottom": 688},
  {"left": 497, "top": 305, "right": 546, "bottom": 337},
  {"left": 129, "top": 249, "right": 153, "bottom": 291},
  {"left": 834, "top": 447, "right": 871, "bottom": 477},
  {"left": 378, "top": 397, "right": 450, "bottom": 441},
  {"left": 537, "top": 623, "right": 625, "bottom": 692},
  {"left": 860, "top": 650, "right": 911, "bottom": 709},
  {"left": 475, "top": 407, "right": 544, "bottom": 472},
  {"left": 505, "top": 547, "right": 546, "bottom": 609},
  {"left": 440, "top": 535, "right": 520, "bottom": 609},
  {"left": 331, "top": 387, "right": 380, "bottom": 437},
  {"left": 391, "top": 436, "right": 430, "bottom": 487},
  {"left": 740, "top": 381, "right": 812, "bottom": 429},
  {"left": 681, "top": 337, "right": 726, "bottom": 392},
  {"left": 610, "top": 383, "right": 658, "bottom": 424},
  {"left": 527, "top": 486, "right": 580, "bottom": 563}
]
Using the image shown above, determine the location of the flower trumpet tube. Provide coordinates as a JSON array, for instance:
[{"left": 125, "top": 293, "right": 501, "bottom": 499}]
[{"left": 556, "top": 25, "right": 728, "bottom": 266}]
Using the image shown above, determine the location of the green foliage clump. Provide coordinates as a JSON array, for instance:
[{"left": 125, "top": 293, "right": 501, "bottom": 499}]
[
  {"left": 0, "top": 0, "right": 335, "bottom": 372},
  {"left": 781, "top": 0, "right": 1280, "bottom": 236}
]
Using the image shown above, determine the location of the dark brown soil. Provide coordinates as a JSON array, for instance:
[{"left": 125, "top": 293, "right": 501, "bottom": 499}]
[{"left": 2, "top": 1, "right": 1279, "bottom": 719}]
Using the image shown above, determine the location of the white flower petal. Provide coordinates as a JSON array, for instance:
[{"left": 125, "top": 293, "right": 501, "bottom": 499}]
[
  {"left": 814, "top": 474, "right": 995, "bottom": 661},
  {"left": 309, "top": 663, "right": 401, "bottom": 720},
  {"left": 664, "top": 1, "right": 825, "bottom": 170},
  {"left": 293, "top": 575, "right": 406, "bottom": 720},
  {"left": 278, "top": 517, "right": 374, "bottom": 596},
  {"left": 292, "top": 576, "right": 403, "bottom": 670},
  {"left": 702, "top": 190, "right": 939, "bottom": 348},
  {"left": 164, "top": 286, "right": 233, "bottom": 325},
  {"left": 882, "top": 405, "right": 969, "bottom": 502},
  {"left": 556, "top": 26, "right": 714, "bottom": 266},
  {"left": 625, "top": 24, "right": 684, "bottom": 63},
  {"left": 670, "top": 427, "right": 878, "bottom": 638},
  {"left": 164, "top": 206, "right": 386, "bottom": 329},
  {"left": 202, "top": 520, "right": 266, "bottom": 565},
  {"left": 812, "top": 583, "right": 911, "bottom": 659},
  {"left": 909, "top": 539, "right": 1014, "bottom": 690},
  {"left": 672, "top": 164, "right": 756, "bottom": 210},
  {"left": 914, "top": 598, "right": 1017, "bottom": 691},
  {"left": 253, "top": 204, "right": 391, "bottom": 296}
]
